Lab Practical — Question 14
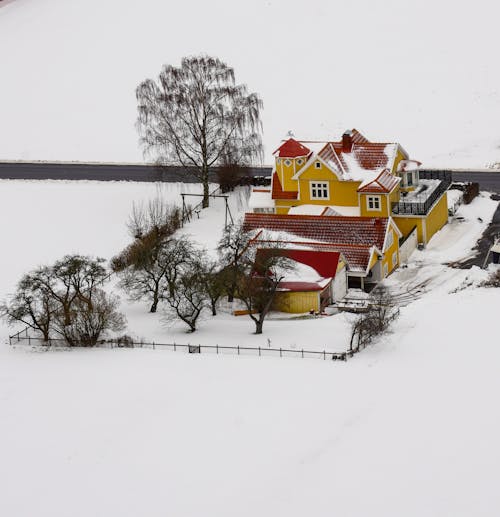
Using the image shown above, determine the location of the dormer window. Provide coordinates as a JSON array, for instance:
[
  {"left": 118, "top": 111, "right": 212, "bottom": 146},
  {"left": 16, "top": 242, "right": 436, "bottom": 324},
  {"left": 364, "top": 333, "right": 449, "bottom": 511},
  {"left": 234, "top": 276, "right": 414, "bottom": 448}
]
[
  {"left": 296, "top": 158, "right": 304, "bottom": 166},
  {"left": 284, "top": 159, "right": 291, "bottom": 167},
  {"left": 315, "top": 161, "right": 321, "bottom": 169}
]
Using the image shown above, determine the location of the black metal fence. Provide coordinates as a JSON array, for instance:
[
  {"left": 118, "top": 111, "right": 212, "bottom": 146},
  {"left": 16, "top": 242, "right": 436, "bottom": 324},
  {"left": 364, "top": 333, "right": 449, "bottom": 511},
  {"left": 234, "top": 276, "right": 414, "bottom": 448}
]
[
  {"left": 9, "top": 333, "right": 353, "bottom": 362},
  {"left": 392, "top": 170, "right": 452, "bottom": 216}
]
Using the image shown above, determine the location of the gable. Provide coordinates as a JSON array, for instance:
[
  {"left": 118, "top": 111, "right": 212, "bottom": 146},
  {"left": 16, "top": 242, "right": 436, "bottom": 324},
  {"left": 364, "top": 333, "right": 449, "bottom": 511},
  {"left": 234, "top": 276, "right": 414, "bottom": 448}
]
[{"left": 291, "top": 154, "right": 341, "bottom": 181}]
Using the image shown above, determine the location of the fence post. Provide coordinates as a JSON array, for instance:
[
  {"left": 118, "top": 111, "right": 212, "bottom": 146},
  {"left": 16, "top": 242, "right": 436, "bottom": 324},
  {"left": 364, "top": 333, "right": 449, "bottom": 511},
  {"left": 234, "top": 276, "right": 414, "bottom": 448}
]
[
  {"left": 301, "top": 349, "right": 304, "bottom": 358},
  {"left": 153, "top": 341, "right": 155, "bottom": 350},
  {"left": 323, "top": 350, "right": 326, "bottom": 360},
  {"left": 216, "top": 344, "right": 218, "bottom": 354},
  {"left": 280, "top": 347, "right": 282, "bottom": 357},
  {"left": 174, "top": 342, "right": 176, "bottom": 351},
  {"left": 258, "top": 346, "right": 261, "bottom": 357},
  {"left": 28, "top": 335, "right": 31, "bottom": 346},
  {"left": 237, "top": 345, "right": 240, "bottom": 355}
]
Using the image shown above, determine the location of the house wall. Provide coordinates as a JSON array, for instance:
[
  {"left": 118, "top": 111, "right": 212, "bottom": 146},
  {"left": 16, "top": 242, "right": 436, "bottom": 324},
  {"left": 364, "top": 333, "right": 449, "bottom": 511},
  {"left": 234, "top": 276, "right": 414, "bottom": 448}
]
[
  {"left": 273, "top": 290, "right": 320, "bottom": 313},
  {"left": 393, "top": 215, "right": 426, "bottom": 244},
  {"left": 399, "top": 226, "right": 418, "bottom": 264},
  {"left": 359, "top": 192, "right": 391, "bottom": 217},
  {"left": 393, "top": 192, "right": 448, "bottom": 245},
  {"left": 425, "top": 193, "right": 448, "bottom": 243},
  {"left": 382, "top": 224, "right": 401, "bottom": 275},
  {"left": 332, "top": 264, "right": 348, "bottom": 301},
  {"left": 296, "top": 162, "right": 360, "bottom": 206}
]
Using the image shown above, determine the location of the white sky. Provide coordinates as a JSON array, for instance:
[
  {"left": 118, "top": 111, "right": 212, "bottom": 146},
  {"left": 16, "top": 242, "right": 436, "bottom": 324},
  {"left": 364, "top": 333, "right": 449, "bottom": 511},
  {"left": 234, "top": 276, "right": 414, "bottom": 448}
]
[{"left": 1, "top": 0, "right": 500, "bottom": 166}]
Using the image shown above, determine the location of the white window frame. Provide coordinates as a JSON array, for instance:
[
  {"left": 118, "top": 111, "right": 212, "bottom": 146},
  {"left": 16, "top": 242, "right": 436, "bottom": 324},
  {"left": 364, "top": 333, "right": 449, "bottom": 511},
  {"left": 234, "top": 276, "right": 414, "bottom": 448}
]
[
  {"left": 296, "top": 158, "right": 304, "bottom": 166},
  {"left": 310, "top": 181, "right": 329, "bottom": 200},
  {"left": 284, "top": 159, "right": 291, "bottom": 167},
  {"left": 392, "top": 251, "right": 398, "bottom": 267},
  {"left": 366, "top": 195, "right": 381, "bottom": 211},
  {"left": 315, "top": 161, "right": 322, "bottom": 169}
]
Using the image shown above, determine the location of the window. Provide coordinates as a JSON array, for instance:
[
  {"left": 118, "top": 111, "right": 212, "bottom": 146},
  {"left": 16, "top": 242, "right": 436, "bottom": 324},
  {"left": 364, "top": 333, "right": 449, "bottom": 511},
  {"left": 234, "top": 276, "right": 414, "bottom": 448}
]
[
  {"left": 284, "top": 159, "right": 291, "bottom": 167},
  {"left": 315, "top": 161, "right": 322, "bottom": 169},
  {"left": 366, "top": 196, "right": 381, "bottom": 211},
  {"left": 296, "top": 158, "right": 303, "bottom": 166},
  {"left": 310, "top": 181, "right": 329, "bottom": 199},
  {"left": 392, "top": 252, "right": 398, "bottom": 267},
  {"left": 407, "top": 172, "right": 413, "bottom": 187}
]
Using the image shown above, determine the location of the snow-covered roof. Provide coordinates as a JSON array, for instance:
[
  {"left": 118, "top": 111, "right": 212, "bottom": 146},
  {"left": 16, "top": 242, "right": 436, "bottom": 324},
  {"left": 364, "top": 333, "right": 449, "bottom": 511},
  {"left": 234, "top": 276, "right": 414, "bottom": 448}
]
[{"left": 248, "top": 188, "right": 274, "bottom": 209}]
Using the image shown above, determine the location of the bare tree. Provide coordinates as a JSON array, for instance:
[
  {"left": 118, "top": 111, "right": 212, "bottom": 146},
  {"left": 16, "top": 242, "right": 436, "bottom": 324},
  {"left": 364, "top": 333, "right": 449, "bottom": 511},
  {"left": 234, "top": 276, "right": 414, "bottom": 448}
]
[
  {"left": 234, "top": 243, "right": 294, "bottom": 335},
  {"left": 162, "top": 255, "right": 208, "bottom": 333},
  {"left": 136, "top": 55, "right": 263, "bottom": 208},
  {"left": 349, "top": 286, "right": 399, "bottom": 351},
  {"left": 1, "top": 255, "right": 125, "bottom": 346},
  {"left": 217, "top": 221, "right": 254, "bottom": 302},
  {"left": 112, "top": 199, "right": 184, "bottom": 313},
  {"left": 0, "top": 270, "right": 57, "bottom": 341},
  {"left": 54, "top": 290, "right": 126, "bottom": 347},
  {"left": 199, "top": 259, "right": 226, "bottom": 316},
  {"left": 117, "top": 236, "right": 195, "bottom": 313}
]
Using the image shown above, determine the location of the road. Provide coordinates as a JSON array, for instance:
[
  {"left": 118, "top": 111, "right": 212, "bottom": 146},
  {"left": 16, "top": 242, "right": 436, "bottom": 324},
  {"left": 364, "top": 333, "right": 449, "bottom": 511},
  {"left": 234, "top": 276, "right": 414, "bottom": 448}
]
[
  {"left": 1, "top": 162, "right": 499, "bottom": 192},
  {"left": 0, "top": 162, "right": 271, "bottom": 183}
]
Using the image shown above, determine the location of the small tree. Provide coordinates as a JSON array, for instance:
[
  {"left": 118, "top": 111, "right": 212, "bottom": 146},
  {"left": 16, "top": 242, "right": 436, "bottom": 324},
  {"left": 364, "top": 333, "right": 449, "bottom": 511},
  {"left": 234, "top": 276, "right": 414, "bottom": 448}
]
[
  {"left": 217, "top": 221, "right": 254, "bottom": 302},
  {"left": 349, "top": 286, "right": 398, "bottom": 351},
  {"left": 136, "top": 55, "right": 263, "bottom": 208},
  {"left": 112, "top": 201, "right": 184, "bottom": 313},
  {"left": 0, "top": 270, "right": 57, "bottom": 342},
  {"left": 162, "top": 255, "right": 208, "bottom": 332},
  {"left": 1, "top": 255, "right": 125, "bottom": 346},
  {"left": 235, "top": 245, "right": 294, "bottom": 335},
  {"left": 54, "top": 290, "right": 126, "bottom": 347},
  {"left": 199, "top": 260, "right": 226, "bottom": 316}
]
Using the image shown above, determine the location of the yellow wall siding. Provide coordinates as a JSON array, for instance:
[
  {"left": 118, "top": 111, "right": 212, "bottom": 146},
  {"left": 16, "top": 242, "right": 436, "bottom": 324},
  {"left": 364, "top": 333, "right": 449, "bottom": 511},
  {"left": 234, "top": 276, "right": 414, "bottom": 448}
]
[
  {"left": 277, "top": 158, "right": 300, "bottom": 192},
  {"left": 392, "top": 148, "right": 407, "bottom": 173},
  {"left": 393, "top": 193, "right": 448, "bottom": 245},
  {"left": 359, "top": 193, "right": 390, "bottom": 217},
  {"left": 382, "top": 226, "right": 400, "bottom": 274},
  {"left": 425, "top": 193, "right": 448, "bottom": 243},
  {"left": 273, "top": 291, "right": 320, "bottom": 313},
  {"left": 394, "top": 216, "right": 425, "bottom": 244}
]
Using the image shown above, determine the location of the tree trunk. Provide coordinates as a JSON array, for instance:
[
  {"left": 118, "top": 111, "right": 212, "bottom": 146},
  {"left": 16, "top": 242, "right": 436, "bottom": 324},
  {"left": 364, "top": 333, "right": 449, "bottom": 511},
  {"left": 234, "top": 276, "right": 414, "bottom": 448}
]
[
  {"left": 211, "top": 300, "right": 217, "bottom": 316},
  {"left": 254, "top": 318, "right": 263, "bottom": 335},
  {"left": 150, "top": 286, "right": 159, "bottom": 313},
  {"left": 202, "top": 166, "right": 209, "bottom": 208}
]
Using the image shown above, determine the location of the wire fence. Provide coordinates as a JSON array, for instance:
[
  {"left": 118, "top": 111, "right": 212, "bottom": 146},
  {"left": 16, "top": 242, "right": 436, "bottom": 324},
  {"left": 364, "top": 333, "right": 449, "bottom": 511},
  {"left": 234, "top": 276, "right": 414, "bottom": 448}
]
[{"left": 8, "top": 333, "right": 354, "bottom": 362}]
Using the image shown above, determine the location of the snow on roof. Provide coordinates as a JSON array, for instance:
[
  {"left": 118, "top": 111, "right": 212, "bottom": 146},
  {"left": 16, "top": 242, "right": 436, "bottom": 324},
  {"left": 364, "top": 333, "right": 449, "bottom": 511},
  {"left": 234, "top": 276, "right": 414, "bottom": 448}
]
[
  {"left": 402, "top": 179, "right": 441, "bottom": 202},
  {"left": 358, "top": 169, "right": 401, "bottom": 193},
  {"left": 287, "top": 204, "right": 361, "bottom": 217},
  {"left": 291, "top": 130, "right": 403, "bottom": 182},
  {"left": 288, "top": 205, "right": 327, "bottom": 216},
  {"left": 244, "top": 213, "right": 387, "bottom": 273},
  {"left": 248, "top": 188, "right": 274, "bottom": 209}
]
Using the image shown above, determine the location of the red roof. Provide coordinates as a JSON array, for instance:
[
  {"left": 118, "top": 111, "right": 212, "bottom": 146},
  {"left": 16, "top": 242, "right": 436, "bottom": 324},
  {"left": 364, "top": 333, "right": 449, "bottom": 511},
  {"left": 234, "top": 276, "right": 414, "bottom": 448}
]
[
  {"left": 271, "top": 172, "right": 298, "bottom": 200},
  {"left": 244, "top": 213, "right": 387, "bottom": 272},
  {"left": 274, "top": 138, "right": 311, "bottom": 158},
  {"left": 254, "top": 239, "right": 374, "bottom": 273},
  {"left": 244, "top": 213, "right": 387, "bottom": 248},
  {"left": 357, "top": 169, "right": 401, "bottom": 193}
]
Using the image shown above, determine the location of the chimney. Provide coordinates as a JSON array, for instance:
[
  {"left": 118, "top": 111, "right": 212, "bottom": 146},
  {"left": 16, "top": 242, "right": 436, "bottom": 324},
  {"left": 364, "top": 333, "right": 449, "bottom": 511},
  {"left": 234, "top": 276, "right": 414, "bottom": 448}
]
[{"left": 342, "top": 130, "right": 353, "bottom": 153}]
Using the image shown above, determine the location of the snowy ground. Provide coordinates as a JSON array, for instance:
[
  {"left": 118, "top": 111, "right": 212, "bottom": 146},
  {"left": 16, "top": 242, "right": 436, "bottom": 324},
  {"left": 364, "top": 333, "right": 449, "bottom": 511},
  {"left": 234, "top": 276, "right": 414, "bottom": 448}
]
[
  {"left": 2, "top": 0, "right": 500, "bottom": 168},
  {"left": 1, "top": 180, "right": 500, "bottom": 517}
]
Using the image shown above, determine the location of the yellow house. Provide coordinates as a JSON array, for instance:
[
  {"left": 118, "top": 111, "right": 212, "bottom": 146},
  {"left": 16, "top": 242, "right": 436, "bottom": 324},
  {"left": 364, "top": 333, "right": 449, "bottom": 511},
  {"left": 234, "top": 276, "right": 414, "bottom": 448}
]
[{"left": 249, "top": 129, "right": 450, "bottom": 251}]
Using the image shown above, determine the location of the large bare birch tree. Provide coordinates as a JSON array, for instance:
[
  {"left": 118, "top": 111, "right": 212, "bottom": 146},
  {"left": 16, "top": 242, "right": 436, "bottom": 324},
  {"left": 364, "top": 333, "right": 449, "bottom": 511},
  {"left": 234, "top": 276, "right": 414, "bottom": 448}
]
[{"left": 136, "top": 56, "right": 263, "bottom": 208}]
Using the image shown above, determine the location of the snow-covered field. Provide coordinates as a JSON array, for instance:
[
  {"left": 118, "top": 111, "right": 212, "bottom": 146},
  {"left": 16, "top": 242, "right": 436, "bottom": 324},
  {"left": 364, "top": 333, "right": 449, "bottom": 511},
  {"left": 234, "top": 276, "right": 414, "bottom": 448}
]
[
  {"left": 0, "top": 179, "right": 499, "bottom": 516},
  {"left": 2, "top": 0, "right": 500, "bottom": 167}
]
